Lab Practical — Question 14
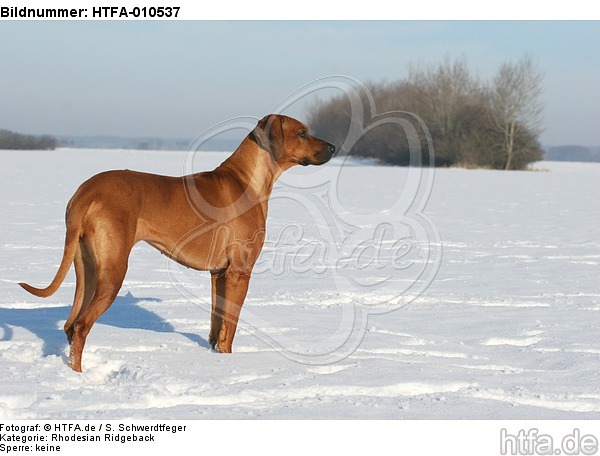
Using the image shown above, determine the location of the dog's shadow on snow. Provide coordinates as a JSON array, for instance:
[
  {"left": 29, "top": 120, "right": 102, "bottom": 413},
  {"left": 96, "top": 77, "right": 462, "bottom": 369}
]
[{"left": 0, "top": 291, "right": 210, "bottom": 359}]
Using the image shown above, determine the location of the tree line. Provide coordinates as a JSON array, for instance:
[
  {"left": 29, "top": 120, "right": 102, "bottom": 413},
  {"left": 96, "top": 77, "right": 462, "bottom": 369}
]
[
  {"left": 0, "top": 129, "right": 57, "bottom": 150},
  {"left": 545, "top": 145, "right": 600, "bottom": 163},
  {"left": 307, "top": 55, "right": 544, "bottom": 170}
]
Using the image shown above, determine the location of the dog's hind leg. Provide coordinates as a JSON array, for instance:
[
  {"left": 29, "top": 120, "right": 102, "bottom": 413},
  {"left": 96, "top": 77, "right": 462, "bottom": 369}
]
[
  {"left": 67, "top": 226, "right": 132, "bottom": 372},
  {"left": 67, "top": 259, "right": 127, "bottom": 372},
  {"left": 64, "top": 244, "right": 84, "bottom": 346},
  {"left": 64, "top": 240, "right": 96, "bottom": 346}
]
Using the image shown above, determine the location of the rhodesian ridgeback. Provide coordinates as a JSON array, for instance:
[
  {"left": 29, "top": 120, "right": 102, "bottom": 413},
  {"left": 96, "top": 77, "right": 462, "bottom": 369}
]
[{"left": 20, "top": 114, "right": 336, "bottom": 372}]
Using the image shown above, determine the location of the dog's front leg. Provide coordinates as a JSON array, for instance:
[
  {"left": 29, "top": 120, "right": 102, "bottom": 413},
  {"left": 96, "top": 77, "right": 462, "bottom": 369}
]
[
  {"left": 213, "top": 269, "right": 250, "bottom": 353},
  {"left": 209, "top": 270, "right": 226, "bottom": 349}
]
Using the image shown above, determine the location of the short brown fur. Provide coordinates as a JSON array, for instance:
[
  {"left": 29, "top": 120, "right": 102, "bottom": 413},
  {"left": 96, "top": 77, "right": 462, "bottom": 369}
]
[{"left": 20, "top": 115, "right": 336, "bottom": 372}]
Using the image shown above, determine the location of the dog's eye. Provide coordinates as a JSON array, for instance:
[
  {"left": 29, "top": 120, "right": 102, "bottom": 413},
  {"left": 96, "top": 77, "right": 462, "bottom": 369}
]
[{"left": 298, "top": 130, "right": 307, "bottom": 139}]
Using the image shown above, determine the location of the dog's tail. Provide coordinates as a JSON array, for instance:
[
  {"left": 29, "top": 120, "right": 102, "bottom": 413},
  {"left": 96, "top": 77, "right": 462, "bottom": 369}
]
[{"left": 19, "top": 201, "right": 82, "bottom": 298}]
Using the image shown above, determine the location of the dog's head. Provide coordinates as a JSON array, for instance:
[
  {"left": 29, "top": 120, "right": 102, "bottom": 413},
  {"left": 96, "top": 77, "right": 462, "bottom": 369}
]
[{"left": 250, "top": 114, "right": 336, "bottom": 168}]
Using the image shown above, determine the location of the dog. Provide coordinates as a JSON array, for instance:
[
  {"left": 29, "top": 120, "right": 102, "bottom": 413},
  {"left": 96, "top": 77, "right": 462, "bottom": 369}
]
[{"left": 19, "top": 114, "right": 336, "bottom": 372}]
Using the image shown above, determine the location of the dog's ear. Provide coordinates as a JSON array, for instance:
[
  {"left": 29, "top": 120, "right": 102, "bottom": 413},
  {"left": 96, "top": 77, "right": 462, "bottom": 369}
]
[{"left": 251, "top": 114, "right": 285, "bottom": 160}]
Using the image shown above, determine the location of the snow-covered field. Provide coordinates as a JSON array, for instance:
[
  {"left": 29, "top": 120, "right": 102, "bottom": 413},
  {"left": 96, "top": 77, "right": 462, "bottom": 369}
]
[{"left": 1, "top": 148, "right": 598, "bottom": 419}]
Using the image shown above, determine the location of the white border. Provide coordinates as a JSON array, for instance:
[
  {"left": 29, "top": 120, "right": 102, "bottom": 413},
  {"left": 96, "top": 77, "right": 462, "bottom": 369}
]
[
  {"left": 2, "top": 420, "right": 600, "bottom": 456},
  {"left": 1, "top": 0, "right": 599, "bottom": 20}
]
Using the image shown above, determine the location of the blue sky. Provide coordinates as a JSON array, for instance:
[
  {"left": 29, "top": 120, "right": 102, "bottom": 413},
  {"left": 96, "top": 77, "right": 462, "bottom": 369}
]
[{"left": 1, "top": 21, "right": 599, "bottom": 145}]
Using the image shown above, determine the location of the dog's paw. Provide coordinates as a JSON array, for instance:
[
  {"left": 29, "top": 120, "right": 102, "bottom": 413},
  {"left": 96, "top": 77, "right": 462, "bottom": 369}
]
[{"left": 215, "top": 342, "right": 232, "bottom": 354}]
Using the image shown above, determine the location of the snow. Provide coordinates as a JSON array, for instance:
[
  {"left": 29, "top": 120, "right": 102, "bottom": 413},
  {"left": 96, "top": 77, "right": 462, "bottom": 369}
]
[{"left": 0, "top": 148, "right": 599, "bottom": 419}]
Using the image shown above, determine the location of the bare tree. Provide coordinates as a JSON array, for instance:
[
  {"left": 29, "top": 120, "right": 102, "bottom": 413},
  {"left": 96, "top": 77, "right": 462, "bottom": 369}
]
[
  {"left": 306, "top": 55, "right": 544, "bottom": 170},
  {"left": 405, "top": 56, "right": 490, "bottom": 166},
  {"left": 407, "top": 56, "right": 477, "bottom": 138},
  {"left": 490, "top": 55, "right": 544, "bottom": 170}
]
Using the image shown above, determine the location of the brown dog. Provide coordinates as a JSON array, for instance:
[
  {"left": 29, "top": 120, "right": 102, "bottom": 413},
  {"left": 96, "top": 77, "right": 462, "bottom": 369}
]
[{"left": 19, "top": 114, "right": 336, "bottom": 372}]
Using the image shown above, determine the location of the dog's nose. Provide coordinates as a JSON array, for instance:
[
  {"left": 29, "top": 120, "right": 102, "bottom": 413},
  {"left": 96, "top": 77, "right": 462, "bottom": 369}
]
[{"left": 327, "top": 143, "right": 336, "bottom": 155}]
